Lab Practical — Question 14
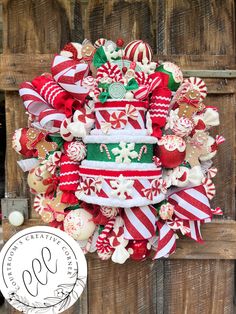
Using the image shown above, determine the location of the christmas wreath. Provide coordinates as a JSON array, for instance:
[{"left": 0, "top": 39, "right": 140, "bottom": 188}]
[{"left": 12, "top": 38, "right": 225, "bottom": 263}]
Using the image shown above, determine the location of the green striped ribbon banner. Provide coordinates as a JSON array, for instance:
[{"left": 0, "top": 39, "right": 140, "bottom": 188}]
[{"left": 86, "top": 142, "right": 154, "bottom": 163}]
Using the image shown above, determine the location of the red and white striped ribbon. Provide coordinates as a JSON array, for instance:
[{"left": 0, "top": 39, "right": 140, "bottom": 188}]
[
  {"left": 122, "top": 205, "right": 157, "bottom": 240},
  {"left": 19, "top": 82, "right": 51, "bottom": 115},
  {"left": 51, "top": 55, "right": 90, "bottom": 102},
  {"left": 183, "top": 220, "right": 203, "bottom": 243},
  {"left": 38, "top": 108, "right": 66, "bottom": 133},
  {"left": 168, "top": 185, "right": 212, "bottom": 221},
  {"left": 154, "top": 219, "right": 176, "bottom": 259}
]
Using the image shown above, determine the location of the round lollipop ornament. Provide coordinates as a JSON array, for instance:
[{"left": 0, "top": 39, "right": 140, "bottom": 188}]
[{"left": 64, "top": 141, "right": 87, "bottom": 162}]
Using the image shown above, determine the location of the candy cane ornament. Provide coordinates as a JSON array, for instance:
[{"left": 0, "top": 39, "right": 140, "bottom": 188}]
[
  {"left": 96, "top": 218, "right": 116, "bottom": 260},
  {"left": 137, "top": 145, "right": 147, "bottom": 161},
  {"left": 100, "top": 144, "right": 111, "bottom": 160}
]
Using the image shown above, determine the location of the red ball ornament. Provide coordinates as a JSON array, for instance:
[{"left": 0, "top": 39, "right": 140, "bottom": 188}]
[
  {"left": 116, "top": 38, "right": 124, "bottom": 48},
  {"left": 157, "top": 135, "right": 186, "bottom": 168},
  {"left": 126, "top": 240, "right": 152, "bottom": 261},
  {"left": 122, "top": 66, "right": 128, "bottom": 74}
]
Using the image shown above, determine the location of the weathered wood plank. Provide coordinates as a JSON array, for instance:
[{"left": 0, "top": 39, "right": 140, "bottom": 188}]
[
  {"left": 163, "top": 260, "right": 235, "bottom": 314},
  {"left": 156, "top": 0, "right": 235, "bottom": 56},
  {"left": 3, "top": 219, "right": 236, "bottom": 259},
  {"left": 3, "top": 0, "right": 83, "bottom": 53},
  {"left": 157, "top": 54, "right": 236, "bottom": 69},
  {"left": 0, "top": 54, "right": 53, "bottom": 90},
  {"left": 87, "top": 256, "right": 162, "bottom": 314},
  {"left": 87, "top": 0, "right": 155, "bottom": 48},
  {"left": 1, "top": 54, "right": 236, "bottom": 91},
  {"left": 5, "top": 92, "right": 28, "bottom": 197}
]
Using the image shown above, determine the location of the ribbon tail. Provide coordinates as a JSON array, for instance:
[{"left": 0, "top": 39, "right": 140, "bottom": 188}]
[{"left": 153, "top": 220, "right": 176, "bottom": 259}]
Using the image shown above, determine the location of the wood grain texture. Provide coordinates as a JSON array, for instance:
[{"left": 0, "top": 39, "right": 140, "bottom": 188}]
[
  {"left": 0, "top": 54, "right": 53, "bottom": 90},
  {"left": 156, "top": 0, "right": 235, "bottom": 56},
  {"left": 163, "top": 260, "right": 235, "bottom": 314},
  {"left": 3, "top": 219, "right": 236, "bottom": 259},
  {"left": 5, "top": 92, "right": 28, "bottom": 197},
  {"left": 87, "top": 256, "right": 163, "bottom": 314},
  {"left": 3, "top": 0, "right": 83, "bottom": 53},
  {"left": 87, "top": 0, "right": 155, "bottom": 48}
]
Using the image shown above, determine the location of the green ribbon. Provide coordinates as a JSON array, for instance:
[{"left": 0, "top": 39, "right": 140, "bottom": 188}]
[
  {"left": 48, "top": 135, "right": 64, "bottom": 149},
  {"left": 87, "top": 142, "right": 154, "bottom": 163},
  {"left": 93, "top": 47, "right": 108, "bottom": 68},
  {"left": 98, "top": 91, "right": 110, "bottom": 103},
  {"left": 125, "top": 78, "right": 139, "bottom": 91}
]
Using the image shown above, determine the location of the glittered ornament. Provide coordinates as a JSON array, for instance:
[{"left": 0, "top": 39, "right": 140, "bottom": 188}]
[
  {"left": 116, "top": 38, "right": 124, "bottom": 48},
  {"left": 63, "top": 208, "right": 96, "bottom": 241},
  {"left": 171, "top": 117, "right": 194, "bottom": 137},
  {"left": 126, "top": 240, "right": 152, "bottom": 261},
  {"left": 157, "top": 135, "right": 186, "bottom": 168},
  {"left": 12, "top": 128, "right": 37, "bottom": 158},
  {"left": 156, "top": 62, "right": 183, "bottom": 91}
]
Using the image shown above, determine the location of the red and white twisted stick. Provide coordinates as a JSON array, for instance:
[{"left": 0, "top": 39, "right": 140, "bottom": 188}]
[{"left": 96, "top": 218, "right": 116, "bottom": 260}]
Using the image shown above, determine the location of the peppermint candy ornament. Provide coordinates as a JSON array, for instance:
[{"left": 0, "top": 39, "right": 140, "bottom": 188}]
[
  {"left": 124, "top": 40, "right": 153, "bottom": 62},
  {"left": 64, "top": 141, "right": 87, "bottom": 161},
  {"left": 94, "top": 38, "right": 107, "bottom": 48},
  {"left": 110, "top": 111, "right": 128, "bottom": 129},
  {"left": 184, "top": 77, "right": 207, "bottom": 100},
  {"left": 60, "top": 117, "right": 74, "bottom": 141},
  {"left": 171, "top": 117, "right": 194, "bottom": 137}
]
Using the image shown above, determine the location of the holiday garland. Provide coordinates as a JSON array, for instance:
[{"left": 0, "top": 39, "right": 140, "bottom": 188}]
[{"left": 12, "top": 38, "right": 225, "bottom": 263}]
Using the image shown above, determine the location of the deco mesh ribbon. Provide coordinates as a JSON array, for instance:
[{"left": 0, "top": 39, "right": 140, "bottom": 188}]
[{"left": 12, "top": 38, "right": 225, "bottom": 264}]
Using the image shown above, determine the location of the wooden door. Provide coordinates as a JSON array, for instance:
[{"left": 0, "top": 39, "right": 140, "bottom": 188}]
[{"left": 0, "top": 1, "right": 235, "bottom": 313}]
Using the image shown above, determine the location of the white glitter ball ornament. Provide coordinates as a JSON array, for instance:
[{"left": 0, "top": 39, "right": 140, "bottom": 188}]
[{"left": 63, "top": 208, "right": 96, "bottom": 241}]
